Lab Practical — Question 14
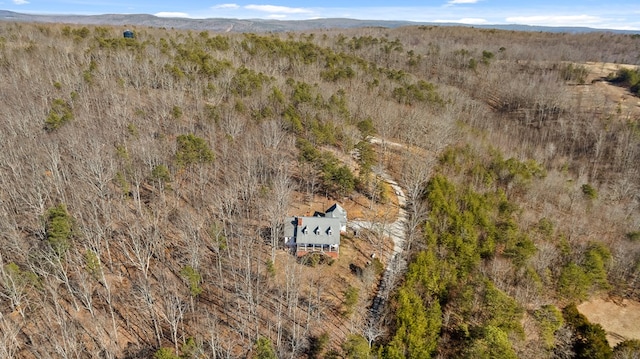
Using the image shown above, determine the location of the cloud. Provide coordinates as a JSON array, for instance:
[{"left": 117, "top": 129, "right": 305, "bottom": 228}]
[
  {"left": 212, "top": 4, "right": 239, "bottom": 9},
  {"left": 505, "top": 14, "right": 602, "bottom": 26},
  {"left": 434, "top": 17, "right": 488, "bottom": 24},
  {"left": 154, "top": 12, "right": 190, "bottom": 18},
  {"left": 244, "top": 4, "right": 312, "bottom": 14},
  {"left": 12, "top": 0, "right": 30, "bottom": 4},
  {"left": 447, "top": 0, "right": 479, "bottom": 4}
]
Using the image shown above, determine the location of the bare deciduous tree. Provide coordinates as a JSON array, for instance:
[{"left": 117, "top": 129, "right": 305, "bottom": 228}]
[{"left": 0, "top": 316, "right": 21, "bottom": 359}]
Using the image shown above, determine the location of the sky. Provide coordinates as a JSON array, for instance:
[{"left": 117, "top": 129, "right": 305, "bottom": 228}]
[{"left": 2, "top": 0, "right": 640, "bottom": 31}]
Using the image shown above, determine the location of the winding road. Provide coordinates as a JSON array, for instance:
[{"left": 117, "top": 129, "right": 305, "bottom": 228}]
[{"left": 350, "top": 137, "right": 410, "bottom": 323}]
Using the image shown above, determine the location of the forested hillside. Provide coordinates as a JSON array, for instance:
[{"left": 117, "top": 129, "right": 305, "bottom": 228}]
[{"left": 0, "top": 21, "right": 639, "bottom": 358}]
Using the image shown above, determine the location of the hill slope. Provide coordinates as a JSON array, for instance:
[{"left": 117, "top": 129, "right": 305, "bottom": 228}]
[
  {"left": 0, "top": 21, "right": 639, "bottom": 358},
  {"left": 2, "top": 10, "right": 639, "bottom": 33}
]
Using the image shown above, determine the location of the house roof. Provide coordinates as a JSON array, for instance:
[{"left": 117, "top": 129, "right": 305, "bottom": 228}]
[
  {"left": 285, "top": 216, "right": 341, "bottom": 245},
  {"left": 284, "top": 217, "right": 296, "bottom": 238},
  {"left": 325, "top": 203, "right": 347, "bottom": 224}
]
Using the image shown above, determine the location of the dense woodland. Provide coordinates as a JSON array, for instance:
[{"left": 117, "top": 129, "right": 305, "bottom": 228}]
[{"left": 0, "top": 21, "right": 640, "bottom": 358}]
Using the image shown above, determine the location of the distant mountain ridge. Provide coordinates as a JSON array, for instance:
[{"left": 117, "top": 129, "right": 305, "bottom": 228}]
[{"left": 1, "top": 9, "right": 638, "bottom": 34}]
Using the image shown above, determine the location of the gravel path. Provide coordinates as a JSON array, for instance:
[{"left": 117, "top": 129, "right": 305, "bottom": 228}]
[{"left": 350, "top": 137, "right": 410, "bottom": 324}]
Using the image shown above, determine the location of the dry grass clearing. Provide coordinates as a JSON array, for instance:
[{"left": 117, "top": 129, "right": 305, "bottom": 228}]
[
  {"left": 578, "top": 298, "right": 640, "bottom": 347},
  {"left": 560, "top": 61, "right": 640, "bottom": 349},
  {"left": 575, "top": 62, "right": 640, "bottom": 119}
]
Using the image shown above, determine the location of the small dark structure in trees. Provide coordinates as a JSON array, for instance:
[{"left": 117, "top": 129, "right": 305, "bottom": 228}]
[{"left": 123, "top": 30, "right": 134, "bottom": 39}]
